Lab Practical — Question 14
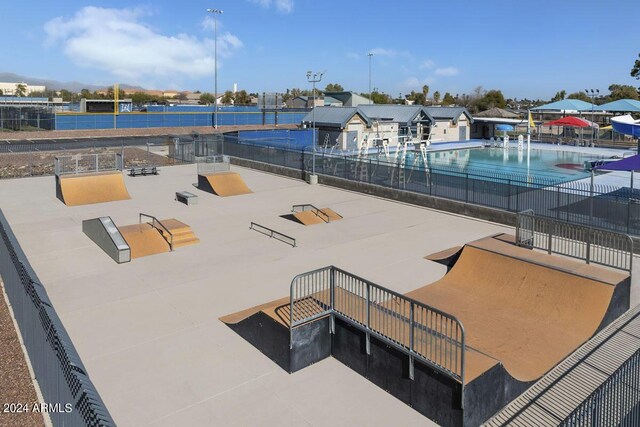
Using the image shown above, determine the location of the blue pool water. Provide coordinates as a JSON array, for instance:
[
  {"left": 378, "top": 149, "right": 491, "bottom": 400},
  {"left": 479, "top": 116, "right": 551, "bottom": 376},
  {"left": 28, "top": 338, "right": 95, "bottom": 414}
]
[{"left": 398, "top": 147, "right": 604, "bottom": 182}]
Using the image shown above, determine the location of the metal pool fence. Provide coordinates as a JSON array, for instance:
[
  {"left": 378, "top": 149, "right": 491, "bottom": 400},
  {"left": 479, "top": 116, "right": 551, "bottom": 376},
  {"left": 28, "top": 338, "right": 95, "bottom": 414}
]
[
  {"left": 289, "top": 266, "right": 466, "bottom": 404},
  {"left": 0, "top": 209, "right": 114, "bottom": 426}
]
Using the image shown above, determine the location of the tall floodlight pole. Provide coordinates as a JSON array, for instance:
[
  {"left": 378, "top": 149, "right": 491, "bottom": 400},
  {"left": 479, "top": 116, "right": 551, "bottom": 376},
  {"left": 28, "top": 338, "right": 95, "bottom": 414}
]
[
  {"left": 586, "top": 88, "right": 599, "bottom": 145},
  {"left": 368, "top": 52, "right": 373, "bottom": 104},
  {"left": 307, "top": 71, "right": 324, "bottom": 182},
  {"left": 207, "top": 8, "right": 223, "bottom": 129}
]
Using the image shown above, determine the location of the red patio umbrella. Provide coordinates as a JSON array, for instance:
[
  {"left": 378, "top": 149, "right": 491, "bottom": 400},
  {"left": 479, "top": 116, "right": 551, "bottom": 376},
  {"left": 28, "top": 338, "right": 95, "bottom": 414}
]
[{"left": 543, "top": 116, "right": 596, "bottom": 128}]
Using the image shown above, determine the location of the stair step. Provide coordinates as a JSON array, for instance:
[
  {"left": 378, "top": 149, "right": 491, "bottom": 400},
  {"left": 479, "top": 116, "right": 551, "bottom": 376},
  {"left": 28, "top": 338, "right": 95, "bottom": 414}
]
[{"left": 173, "top": 237, "right": 200, "bottom": 248}]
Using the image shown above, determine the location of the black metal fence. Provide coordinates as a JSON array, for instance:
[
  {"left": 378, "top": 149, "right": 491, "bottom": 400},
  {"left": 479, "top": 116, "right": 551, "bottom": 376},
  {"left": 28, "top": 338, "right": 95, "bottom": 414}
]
[
  {"left": 0, "top": 209, "right": 114, "bottom": 426},
  {"left": 560, "top": 347, "right": 640, "bottom": 426}
]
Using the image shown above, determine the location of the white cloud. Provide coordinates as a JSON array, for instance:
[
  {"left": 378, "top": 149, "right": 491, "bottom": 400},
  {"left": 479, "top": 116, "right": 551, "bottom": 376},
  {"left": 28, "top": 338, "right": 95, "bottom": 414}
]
[
  {"left": 44, "top": 6, "right": 243, "bottom": 84},
  {"left": 419, "top": 59, "right": 435, "bottom": 69},
  {"left": 248, "top": 0, "right": 294, "bottom": 13},
  {"left": 434, "top": 66, "right": 460, "bottom": 76},
  {"left": 369, "top": 48, "right": 397, "bottom": 57},
  {"left": 400, "top": 76, "right": 436, "bottom": 91}
]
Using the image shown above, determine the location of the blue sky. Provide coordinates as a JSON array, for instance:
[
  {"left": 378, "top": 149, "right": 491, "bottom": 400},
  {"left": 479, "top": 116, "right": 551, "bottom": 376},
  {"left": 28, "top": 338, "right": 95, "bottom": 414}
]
[{"left": 1, "top": 0, "right": 639, "bottom": 99}]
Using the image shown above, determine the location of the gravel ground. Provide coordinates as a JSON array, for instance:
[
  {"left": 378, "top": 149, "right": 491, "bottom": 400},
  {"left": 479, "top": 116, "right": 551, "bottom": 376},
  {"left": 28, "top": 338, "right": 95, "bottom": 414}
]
[
  {"left": 0, "top": 282, "right": 45, "bottom": 427},
  {"left": 0, "top": 147, "right": 181, "bottom": 179},
  {"left": 0, "top": 124, "right": 297, "bottom": 141}
]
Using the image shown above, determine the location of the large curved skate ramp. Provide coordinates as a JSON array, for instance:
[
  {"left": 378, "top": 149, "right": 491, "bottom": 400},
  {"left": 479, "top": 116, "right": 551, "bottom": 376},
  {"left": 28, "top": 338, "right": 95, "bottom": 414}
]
[
  {"left": 411, "top": 234, "right": 630, "bottom": 383},
  {"left": 56, "top": 172, "right": 131, "bottom": 206}
]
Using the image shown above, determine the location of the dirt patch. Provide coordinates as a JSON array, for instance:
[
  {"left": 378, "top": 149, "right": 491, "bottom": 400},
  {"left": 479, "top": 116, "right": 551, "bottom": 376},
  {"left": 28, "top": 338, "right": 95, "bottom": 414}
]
[
  {"left": 0, "top": 147, "right": 181, "bottom": 179},
  {"left": 0, "top": 282, "right": 46, "bottom": 427}
]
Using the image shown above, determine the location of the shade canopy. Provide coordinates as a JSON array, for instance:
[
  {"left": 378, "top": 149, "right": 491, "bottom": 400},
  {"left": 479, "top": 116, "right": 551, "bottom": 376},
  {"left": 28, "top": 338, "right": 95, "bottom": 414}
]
[
  {"left": 597, "top": 99, "right": 640, "bottom": 113},
  {"left": 532, "top": 99, "right": 597, "bottom": 112},
  {"left": 496, "top": 124, "right": 514, "bottom": 131},
  {"left": 593, "top": 154, "right": 640, "bottom": 171},
  {"left": 611, "top": 115, "right": 640, "bottom": 138},
  {"left": 543, "top": 116, "right": 598, "bottom": 128}
]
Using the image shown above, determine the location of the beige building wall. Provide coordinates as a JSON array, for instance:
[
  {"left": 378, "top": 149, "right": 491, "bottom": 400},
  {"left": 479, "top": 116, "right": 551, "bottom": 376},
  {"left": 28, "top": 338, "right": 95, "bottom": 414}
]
[
  {"left": 0, "top": 82, "right": 46, "bottom": 96},
  {"left": 429, "top": 114, "right": 470, "bottom": 143}
]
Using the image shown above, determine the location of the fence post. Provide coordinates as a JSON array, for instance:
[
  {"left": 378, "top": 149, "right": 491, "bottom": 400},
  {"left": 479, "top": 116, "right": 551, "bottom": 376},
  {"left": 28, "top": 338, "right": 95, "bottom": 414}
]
[
  {"left": 465, "top": 172, "right": 469, "bottom": 203},
  {"left": 548, "top": 221, "right": 553, "bottom": 255},
  {"left": 365, "top": 283, "right": 371, "bottom": 356},
  {"left": 507, "top": 179, "right": 512, "bottom": 211},
  {"left": 409, "top": 302, "right": 415, "bottom": 380},
  {"left": 330, "top": 268, "right": 335, "bottom": 335},
  {"left": 586, "top": 228, "right": 591, "bottom": 265}
]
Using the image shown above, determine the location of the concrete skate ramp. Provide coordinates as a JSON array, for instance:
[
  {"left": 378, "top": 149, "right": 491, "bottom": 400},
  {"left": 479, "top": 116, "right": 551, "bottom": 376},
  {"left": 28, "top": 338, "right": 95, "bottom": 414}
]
[
  {"left": 292, "top": 208, "right": 343, "bottom": 226},
  {"left": 56, "top": 172, "right": 131, "bottom": 206},
  {"left": 197, "top": 172, "right": 252, "bottom": 197},
  {"left": 410, "top": 235, "right": 630, "bottom": 382}
]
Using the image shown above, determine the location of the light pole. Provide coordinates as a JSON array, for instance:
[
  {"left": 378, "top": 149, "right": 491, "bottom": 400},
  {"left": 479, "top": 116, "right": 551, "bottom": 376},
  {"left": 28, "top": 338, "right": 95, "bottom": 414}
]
[
  {"left": 586, "top": 88, "right": 599, "bottom": 145},
  {"left": 368, "top": 52, "right": 373, "bottom": 104},
  {"left": 207, "top": 8, "right": 223, "bottom": 129},
  {"left": 307, "top": 70, "right": 324, "bottom": 182}
]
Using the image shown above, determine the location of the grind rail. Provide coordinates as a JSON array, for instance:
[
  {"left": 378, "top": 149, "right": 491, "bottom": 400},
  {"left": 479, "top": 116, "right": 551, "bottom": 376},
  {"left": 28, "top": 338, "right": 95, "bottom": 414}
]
[
  {"left": 139, "top": 213, "right": 174, "bottom": 251},
  {"left": 516, "top": 209, "right": 633, "bottom": 273},
  {"left": 289, "top": 266, "right": 466, "bottom": 408}
]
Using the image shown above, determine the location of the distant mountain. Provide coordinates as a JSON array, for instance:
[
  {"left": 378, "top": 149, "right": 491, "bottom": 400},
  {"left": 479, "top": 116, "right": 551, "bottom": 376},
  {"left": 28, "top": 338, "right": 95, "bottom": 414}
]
[{"left": 0, "top": 72, "right": 145, "bottom": 93}]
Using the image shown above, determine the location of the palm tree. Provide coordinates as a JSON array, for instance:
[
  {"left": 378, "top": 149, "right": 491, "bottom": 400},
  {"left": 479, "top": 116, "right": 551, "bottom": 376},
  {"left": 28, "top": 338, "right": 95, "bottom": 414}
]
[
  {"left": 15, "top": 83, "right": 27, "bottom": 97},
  {"left": 422, "top": 85, "right": 429, "bottom": 105}
]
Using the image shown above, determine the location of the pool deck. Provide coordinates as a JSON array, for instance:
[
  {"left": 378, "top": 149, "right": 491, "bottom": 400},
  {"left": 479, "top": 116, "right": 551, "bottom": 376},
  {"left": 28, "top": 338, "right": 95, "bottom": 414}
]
[{"left": 0, "top": 164, "right": 529, "bottom": 426}]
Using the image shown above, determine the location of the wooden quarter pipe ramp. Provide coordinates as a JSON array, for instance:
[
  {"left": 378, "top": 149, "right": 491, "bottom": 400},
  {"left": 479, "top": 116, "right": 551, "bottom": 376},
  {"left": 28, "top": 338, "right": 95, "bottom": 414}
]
[
  {"left": 197, "top": 172, "right": 252, "bottom": 197},
  {"left": 56, "top": 172, "right": 131, "bottom": 206}
]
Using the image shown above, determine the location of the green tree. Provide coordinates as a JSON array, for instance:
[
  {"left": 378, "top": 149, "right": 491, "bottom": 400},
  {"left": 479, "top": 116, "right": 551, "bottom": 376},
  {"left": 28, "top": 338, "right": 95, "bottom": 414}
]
[
  {"left": 0, "top": 89, "right": 3, "bottom": 96},
  {"left": 58, "top": 89, "right": 74, "bottom": 102},
  {"left": 551, "top": 90, "right": 566, "bottom": 102},
  {"left": 442, "top": 92, "right": 456, "bottom": 106},
  {"left": 567, "top": 91, "right": 591, "bottom": 102},
  {"left": 406, "top": 90, "right": 425, "bottom": 105},
  {"left": 433, "top": 91, "right": 441, "bottom": 104},
  {"left": 631, "top": 53, "right": 640, "bottom": 80},
  {"left": 422, "top": 85, "right": 430, "bottom": 104},
  {"left": 475, "top": 89, "right": 506, "bottom": 111},
  {"left": 324, "top": 83, "right": 344, "bottom": 92},
  {"left": 221, "top": 91, "right": 234, "bottom": 105},
  {"left": 80, "top": 89, "right": 91, "bottom": 98},
  {"left": 106, "top": 86, "right": 125, "bottom": 99},
  {"left": 234, "top": 90, "right": 252, "bottom": 105},
  {"left": 199, "top": 92, "right": 216, "bottom": 105},
  {"left": 607, "top": 84, "right": 639, "bottom": 101},
  {"left": 174, "top": 92, "right": 188, "bottom": 101},
  {"left": 15, "top": 83, "right": 27, "bottom": 97}
]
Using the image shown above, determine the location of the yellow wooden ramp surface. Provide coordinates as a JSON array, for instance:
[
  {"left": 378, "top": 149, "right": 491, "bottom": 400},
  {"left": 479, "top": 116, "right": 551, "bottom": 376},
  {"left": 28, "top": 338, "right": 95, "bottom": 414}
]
[
  {"left": 292, "top": 208, "right": 343, "bottom": 226},
  {"left": 410, "top": 238, "right": 621, "bottom": 382},
  {"left": 57, "top": 172, "right": 131, "bottom": 206},
  {"left": 200, "top": 172, "right": 252, "bottom": 197},
  {"left": 119, "top": 218, "right": 199, "bottom": 258},
  {"left": 119, "top": 224, "right": 170, "bottom": 259}
]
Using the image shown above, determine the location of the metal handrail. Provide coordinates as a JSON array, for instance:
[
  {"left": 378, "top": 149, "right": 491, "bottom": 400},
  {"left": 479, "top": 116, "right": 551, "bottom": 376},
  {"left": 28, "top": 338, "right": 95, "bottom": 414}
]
[
  {"left": 516, "top": 210, "right": 633, "bottom": 273},
  {"left": 139, "top": 213, "right": 174, "bottom": 250},
  {"left": 289, "top": 266, "right": 466, "bottom": 408},
  {"left": 291, "top": 204, "right": 330, "bottom": 223},
  {"left": 250, "top": 222, "right": 296, "bottom": 247}
]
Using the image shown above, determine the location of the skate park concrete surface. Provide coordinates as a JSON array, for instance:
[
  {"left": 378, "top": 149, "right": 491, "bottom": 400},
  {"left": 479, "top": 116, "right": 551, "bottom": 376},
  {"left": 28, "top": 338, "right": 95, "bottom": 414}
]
[{"left": 1, "top": 163, "right": 638, "bottom": 426}]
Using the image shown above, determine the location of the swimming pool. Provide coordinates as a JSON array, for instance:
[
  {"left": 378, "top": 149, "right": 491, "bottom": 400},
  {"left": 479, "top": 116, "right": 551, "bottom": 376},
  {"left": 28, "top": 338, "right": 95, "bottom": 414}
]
[{"left": 393, "top": 147, "right": 605, "bottom": 182}]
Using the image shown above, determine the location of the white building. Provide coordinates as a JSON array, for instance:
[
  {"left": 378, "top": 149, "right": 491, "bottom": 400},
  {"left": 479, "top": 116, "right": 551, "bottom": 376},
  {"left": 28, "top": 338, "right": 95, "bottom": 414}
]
[{"left": 0, "top": 82, "right": 46, "bottom": 96}]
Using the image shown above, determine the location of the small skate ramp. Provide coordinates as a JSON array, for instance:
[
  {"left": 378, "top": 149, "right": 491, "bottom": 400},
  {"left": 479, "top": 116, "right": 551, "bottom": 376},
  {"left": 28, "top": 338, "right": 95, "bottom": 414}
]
[
  {"left": 56, "top": 172, "right": 131, "bottom": 206},
  {"left": 290, "top": 204, "right": 343, "bottom": 225},
  {"left": 119, "top": 217, "right": 199, "bottom": 259},
  {"left": 197, "top": 172, "right": 252, "bottom": 197}
]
